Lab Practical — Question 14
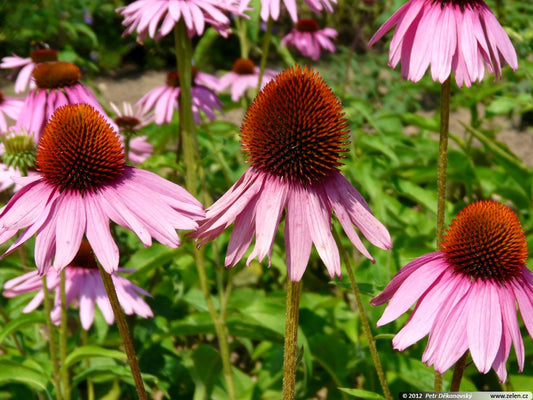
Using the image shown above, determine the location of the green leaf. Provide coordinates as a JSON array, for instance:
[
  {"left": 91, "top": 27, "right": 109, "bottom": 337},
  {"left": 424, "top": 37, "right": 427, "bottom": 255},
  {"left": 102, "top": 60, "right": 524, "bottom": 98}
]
[
  {"left": 64, "top": 345, "right": 126, "bottom": 368},
  {"left": 0, "top": 359, "right": 52, "bottom": 399},
  {"left": 0, "top": 313, "right": 46, "bottom": 345},
  {"left": 338, "top": 388, "right": 385, "bottom": 399}
]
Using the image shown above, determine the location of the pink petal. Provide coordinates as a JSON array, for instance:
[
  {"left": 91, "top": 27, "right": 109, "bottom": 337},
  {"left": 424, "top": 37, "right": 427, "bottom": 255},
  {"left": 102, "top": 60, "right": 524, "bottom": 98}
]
[
  {"left": 377, "top": 257, "right": 448, "bottom": 326},
  {"left": 467, "top": 281, "right": 502, "bottom": 373},
  {"left": 285, "top": 185, "right": 313, "bottom": 282}
]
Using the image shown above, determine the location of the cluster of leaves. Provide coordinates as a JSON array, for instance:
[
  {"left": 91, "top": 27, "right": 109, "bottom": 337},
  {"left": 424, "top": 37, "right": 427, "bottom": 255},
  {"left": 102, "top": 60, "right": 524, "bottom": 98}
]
[{"left": 1, "top": 0, "right": 533, "bottom": 399}]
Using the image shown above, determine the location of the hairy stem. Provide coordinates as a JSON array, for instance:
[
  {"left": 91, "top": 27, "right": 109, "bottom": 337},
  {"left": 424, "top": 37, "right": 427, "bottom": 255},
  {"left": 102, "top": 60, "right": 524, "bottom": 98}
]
[
  {"left": 193, "top": 247, "right": 236, "bottom": 400},
  {"left": 450, "top": 353, "right": 468, "bottom": 391},
  {"left": 256, "top": 18, "right": 273, "bottom": 94},
  {"left": 174, "top": 20, "right": 198, "bottom": 196},
  {"left": 434, "top": 77, "right": 451, "bottom": 392},
  {"left": 334, "top": 230, "right": 392, "bottom": 400},
  {"left": 59, "top": 270, "right": 70, "bottom": 400},
  {"left": 98, "top": 265, "right": 147, "bottom": 400},
  {"left": 41, "top": 277, "right": 62, "bottom": 400},
  {"left": 282, "top": 279, "right": 302, "bottom": 400}
]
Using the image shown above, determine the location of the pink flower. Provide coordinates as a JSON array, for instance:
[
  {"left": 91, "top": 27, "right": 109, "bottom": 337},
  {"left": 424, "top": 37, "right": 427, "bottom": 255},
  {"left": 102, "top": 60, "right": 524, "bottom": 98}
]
[
  {"left": 372, "top": 201, "right": 532, "bottom": 382},
  {"left": 0, "top": 48, "right": 58, "bottom": 93},
  {"left": 193, "top": 66, "right": 391, "bottom": 281},
  {"left": 243, "top": 0, "right": 336, "bottom": 22},
  {"left": 117, "top": 0, "right": 242, "bottom": 42},
  {"left": 110, "top": 101, "right": 154, "bottom": 163},
  {"left": 281, "top": 19, "right": 337, "bottom": 61},
  {"left": 0, "top": 104, "right": 205, "bottom": 275},
  {"left": 3, "top": 241, "right": 153, "bottom": 330},
  {"left": 218, "top": 58, "right": 277, "bottom": 102},
  {"left": 0, "top": 91, "right": 24, "bottom": 133},
  {"left": 137, "top": 69, "right": 223, "bottom": 125},
  {"left": 15, "top": 61, "right": 114, "bottom": 140},
  {"left": 368, "top": 0, "right": 518, "bottom": 87}
]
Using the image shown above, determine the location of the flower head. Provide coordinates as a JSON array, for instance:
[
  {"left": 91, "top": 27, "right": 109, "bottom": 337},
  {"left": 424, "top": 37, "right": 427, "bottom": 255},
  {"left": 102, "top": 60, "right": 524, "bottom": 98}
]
[
  {"left": 243, "top": 0, "right": 336, "bottom": 22},
  {"left": 0, "top": 104, "right": 205, "bottom": 274},
  {"left": 14, "top": 61, "right": 114, "bottom": 140},
  {"left": 218, "top": 58, "right": 277, "bottom": 102},
  {"left": 0, "top": 90, "right": 24, "bottom": 133},
  {"left": 281, "top": 19, "right": 337, "bottom": 61},
  {"left": 0, "top": 47, "right": 58, "bottom": 93},
  {"left": 193, "top": 65, "right": 391, "bottom": 281},
  {"left": 137, "top": 69, "right": 223, "bottom": 125},
  {"left": 110, "top": 101, "right": 154, "bottom": 164},
  {"left": 369, "top": 0, "right": 518, "bottom": 87},
  {"left": 3, "top": 240, "right": 153, "bottom": 330},
  {"left": 117, "top": 0, "right": 242, "bottom": 42},
  {"left": 372, "top": 200, "right": 533, "bottom": 382}
]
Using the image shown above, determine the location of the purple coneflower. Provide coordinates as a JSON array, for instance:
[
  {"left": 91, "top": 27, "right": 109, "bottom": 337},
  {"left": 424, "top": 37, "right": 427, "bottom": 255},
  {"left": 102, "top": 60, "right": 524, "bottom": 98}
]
[
  {"left": 0, "top": 104, "right": 204, "bottom": 275},
  {"left": 14, "top": 61, "right": 113, "bottom": 140},
  {"left": 3, "top": 241, "right": 153, "bottom": 330},
  {"left": 369, "top": 0, "right": 518, "bottom": 87},
  {"left": 0, "top": 47, "right": 58, "bottom": 93},
  {"left": 117, "top": 0, "right": 242, "bottom": 41},
  {"left": 218, "top": 58, "right": 277, "bottom": 102},
  {"left": 242, "top": 0, "right": 336, "bottom": 22},
  {"left": 137, "top": 69, "right": 222, "bottom": 125},
  {"left": 193, "top": 66, "right": 391, "bottom": 281},
  {"left": 111, "top": 101, "right": 154, "bottom": 163},
  {"left": 372, "top": 200, "right": 533, "bottom": 382},
  {"left": 281, "top": 19, "right": 337, "bottom": 61},
  {"left": 0, "top": 91, "right": 23, "bottom": 133}
]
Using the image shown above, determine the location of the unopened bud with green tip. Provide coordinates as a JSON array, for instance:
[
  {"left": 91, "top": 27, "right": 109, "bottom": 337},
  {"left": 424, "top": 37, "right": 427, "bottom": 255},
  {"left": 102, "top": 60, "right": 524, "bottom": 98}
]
[{"left": 1, "top": 130, "right": 36, "bottom": 175}]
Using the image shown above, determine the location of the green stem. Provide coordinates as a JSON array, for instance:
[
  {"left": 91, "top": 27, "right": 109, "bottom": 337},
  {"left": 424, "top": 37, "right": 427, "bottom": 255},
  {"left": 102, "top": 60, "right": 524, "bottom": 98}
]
[
  {"left": 193, "top": 247, "right": 237, "bottom": 400},
  {"left": 234, "top": 17, "right": 249, "bottom": 59},
  {"left": 81, "top": 329, "right": 94, "bottom": 400},
  {"left": 436, "top": 77, "right": 451, "bottom": 249},
  {"left": 59, "top": 270, "right": 70, "bottom": 400},
  {"left": 256, "top": 18, "right": 274, "bottom": 94},
  {"left": 282, "top": 279, "right": 301, "bottom": 400},
  {"left": 97, "top": 265, "right": 147, "bottom": 400},
  {"left": 42, "top": 277, "right": 62, "bottom": 400},
  {"left": 174, "top": 20, "right": 198, "bottom": 196},
  {"left": 334, "top": 230, "right": 392, "bottom": 400},
  {"left": 124, "top": 131, "right": 131, "bottom": 164},
  {"left": 174, "top": 19, "right": 236, "bottom": 399},
  {"left": 434, "top": 77, "right": 451, "bottom": 391},
  {"left": 450, "top": 353, "right": 468, "bottom": 391}
]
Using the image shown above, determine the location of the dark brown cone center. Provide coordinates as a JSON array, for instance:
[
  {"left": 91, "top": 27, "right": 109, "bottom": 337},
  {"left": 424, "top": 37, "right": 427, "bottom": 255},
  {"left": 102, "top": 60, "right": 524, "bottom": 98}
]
[
  {"left": 296, "top": 19, "right": 319, "bottom": 32},
  {"left": 36, "top": 104, "right": 125, "bottom": 194},
  {"left": 33, "top": 61, "right": 81, "bottom": 89},
  {"left": 71, "top": 240, "right": 98, "bottom": 270},
  {"left": 116, "top": 116, "right": 141, "bottom": 130},
  {"left": 232, "top": 58, "right": 256, "bottom": 75},
  {"left": 240, "top": 65, "right": 349, "bottom": 185},
  {"left": 166, "top": 67, "right": 198, "bottom": 87},
  {"left": 30, "top": 48, "right": 58, "bottom": 63},
  {"left": 442, "top": 201, "right": 528, "bottom": 282}
]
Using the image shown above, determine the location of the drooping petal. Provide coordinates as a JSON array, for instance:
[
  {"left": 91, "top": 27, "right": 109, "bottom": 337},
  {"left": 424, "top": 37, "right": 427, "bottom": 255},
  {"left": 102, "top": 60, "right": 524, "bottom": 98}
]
[
  {"left": 285, "top": 184, "right": 313, "bottom": 282},
  {"left": 467, "top": 280, "right": 502, "bottom": 373},
  {"left": 377, "top": 257, "right": 448, "bottom": 326}
]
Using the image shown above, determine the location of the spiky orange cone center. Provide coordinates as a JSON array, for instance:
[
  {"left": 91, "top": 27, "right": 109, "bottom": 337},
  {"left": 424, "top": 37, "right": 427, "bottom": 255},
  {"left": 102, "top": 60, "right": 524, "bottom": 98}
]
[
  {"left": 442, "top": 201, "right": 528, "bottom": 282},
  {"left": 36, "top": 104, "right": 125, "bottom": 194},
  {"left": 240, "top": 65, "right": 349, "bottom": 185}
]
